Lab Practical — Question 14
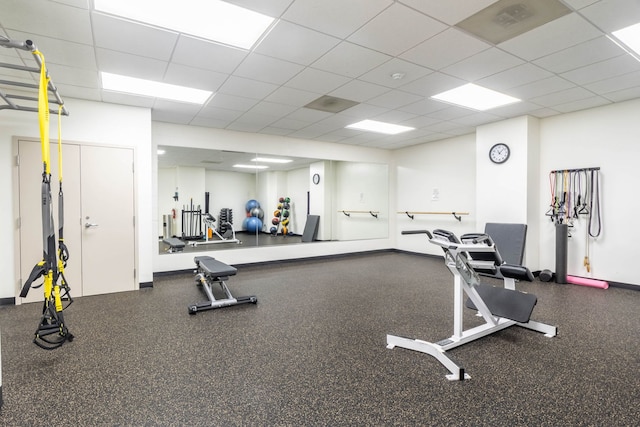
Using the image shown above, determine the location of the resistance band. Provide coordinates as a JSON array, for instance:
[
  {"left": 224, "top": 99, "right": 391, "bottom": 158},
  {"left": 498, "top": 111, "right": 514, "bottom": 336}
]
[{"left": 19, "top": 50, "right": 74, "bottom": 350}]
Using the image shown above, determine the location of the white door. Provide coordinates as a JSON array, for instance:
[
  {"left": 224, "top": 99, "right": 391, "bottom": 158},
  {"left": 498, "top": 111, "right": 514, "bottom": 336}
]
[
  {"left": 80, "top": 145, "right": 135, "bottom": 296},
  {"left": 17, "top": 140, "right": 136, "bottom": 301}
]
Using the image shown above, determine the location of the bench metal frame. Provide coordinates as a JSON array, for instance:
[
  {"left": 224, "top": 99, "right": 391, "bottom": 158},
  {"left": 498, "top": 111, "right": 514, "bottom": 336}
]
[
  {"left": 387, "top": 231, "right": 557, "bottom": 380},
  {"left": 189, "top": 256, "right": 257, "bottom": 314}
]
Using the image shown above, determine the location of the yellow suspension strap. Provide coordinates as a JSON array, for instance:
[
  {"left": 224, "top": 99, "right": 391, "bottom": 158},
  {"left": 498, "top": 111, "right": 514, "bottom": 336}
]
[
  {"left": 19, "top": 49, "right": 73, "bottom": 350},
  {"left": 55, "top": 105, "right": 73, "bottom": 313}
]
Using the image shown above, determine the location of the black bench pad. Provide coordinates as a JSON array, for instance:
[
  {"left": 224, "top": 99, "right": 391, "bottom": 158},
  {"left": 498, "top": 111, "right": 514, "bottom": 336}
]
[
  {"left": 466, "top": 283, "right": 537, "bottom": 323},
  {"left": 163, "top": 237, "right": 185, "bottom": 248},
  {"left": 194, "top": 256, "right": 237, "bottom": 277}
]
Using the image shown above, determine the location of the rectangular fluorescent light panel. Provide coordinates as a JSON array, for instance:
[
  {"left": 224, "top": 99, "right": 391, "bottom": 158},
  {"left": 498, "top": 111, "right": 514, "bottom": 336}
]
[
  {"left": 94, "top": 0, "right": 274, "bottom": 50},
  {"left": 346, "top": 120, "right": 415, "bottom": 135},
  {"left": 233, "top": 164, "right": 269, "bottom": 170},
  {"left": 101, "top": 72, "right": 212, "bottom": 104},
  {"left": 431, "top": 83, "right": 520, "bottom": 111},
  {"left": 612, "top": 22, "right": 640, "bottom": 56},
  {"left": 252, "top": 157, "right": 293, "bottom": 164}
]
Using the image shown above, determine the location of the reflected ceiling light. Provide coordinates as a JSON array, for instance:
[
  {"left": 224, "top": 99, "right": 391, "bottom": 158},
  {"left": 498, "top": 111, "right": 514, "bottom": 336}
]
[
  {"left": 94, "top": 0, "right": 275, "bottom": 50},
  {"left": 233, "top": 164, "right": 269, "bottom": 169},
  {"left": 157, "top": 149, "right": 166, "bottom": 155},
  {"left": 252, "top": 157, "right": 293, "bottom": 163},
  {"left": 101, "top": 72, "right": 212, "bottom": 104},
  {"left": 431, "top": 83, "right": 520, "bottom": 111},
  {"left": 346, "top": 120, "right": 415, "bottom": 135},
  {"left": 612, "top": 22, "right": 640, "bottom": 57}
]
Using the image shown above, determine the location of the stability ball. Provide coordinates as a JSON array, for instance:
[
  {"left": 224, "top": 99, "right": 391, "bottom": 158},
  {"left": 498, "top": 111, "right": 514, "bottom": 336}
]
[
  {"left": 245, "top": 216, "right": 262, "bottom": 233},
  {"left": 245, "top": 199, "right": 260, "bottom": 212},
  {"left": 251, "top": 207, "right": 264, "bottom": 219}
]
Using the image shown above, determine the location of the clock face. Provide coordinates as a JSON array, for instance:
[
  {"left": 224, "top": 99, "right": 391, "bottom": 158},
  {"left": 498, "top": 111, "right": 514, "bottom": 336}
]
[
  {"left": 313, "top": 173, "right": 320, "bottom": 185},
  {"left": 489, "top": 143, "right": 510, "bottom": 164}
]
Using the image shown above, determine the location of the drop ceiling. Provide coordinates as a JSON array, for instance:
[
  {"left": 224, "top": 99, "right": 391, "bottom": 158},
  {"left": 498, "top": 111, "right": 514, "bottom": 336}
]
[{"left": 2, "top": 0, "right": 640, "bottom": 150}]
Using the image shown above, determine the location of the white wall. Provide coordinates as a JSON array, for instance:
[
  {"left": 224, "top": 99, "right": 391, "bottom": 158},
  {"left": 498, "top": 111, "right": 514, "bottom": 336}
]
[
  {"left": 395, "top": 134, "right": 476, "bottom": 256},
  {"left": 334, "top": 161, "right": 389, "bottom": 240},
  {"left": 393, "top": 100, "right": 640, "bottom": 286},
  {"left": 1, "top": 98, "right": 153, "bottom": 299},
  {"left": 538, "top": 99, "right": 640, "bottom": 285}
]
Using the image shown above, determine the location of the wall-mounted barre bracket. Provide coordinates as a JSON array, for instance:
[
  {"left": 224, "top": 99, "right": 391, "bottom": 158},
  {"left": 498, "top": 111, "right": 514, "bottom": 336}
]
[
  {"left": 398, "top": 211, "right": 469, "bottom": 222},
  {"left": 0, "top": 36, "right": 69, "bottom": 116},
  {"left": 339, "top": 210, "right": 380, "bottom": 218}
]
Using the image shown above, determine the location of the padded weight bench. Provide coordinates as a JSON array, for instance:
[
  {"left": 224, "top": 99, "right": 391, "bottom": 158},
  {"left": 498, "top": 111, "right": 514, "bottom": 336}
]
[
  {"left": 189, "top": 256, "right": 257, "bottom": 314},
  {"left": 388, "top": 229, "right": 557, "bottom": 381},
  {"left": 163, "top": 237, "right": 185, "bottom": 253}
]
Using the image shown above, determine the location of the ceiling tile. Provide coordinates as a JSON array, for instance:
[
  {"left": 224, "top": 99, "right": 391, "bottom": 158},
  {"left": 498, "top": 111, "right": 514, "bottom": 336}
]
[
  {"left": 427, "top": 106, "right": 476, "bottom": 121},
  {"left": 254, "top": 20, "right": 340, "bottom": 66},
  {"left": 553, "top": 96, "right": 611, "bottom": 113},
  {"left": 248, "top": 101, "right": 299, "bottom": 117},
  {"left": 268, "top": 117, "right": 312, "bottom": 131},
  {"left": 602, "top": 85, "right": 640, "bottom": 102},
  {"left": 312, "top": 42, "right": 392, "bottom": 78},
  {"left": 234, "top": 53, "right": 305, "bottom": 85},
  {"left": 282, "top": 0, "right": 392, "bottom": 39},
  {"left": 96, "top": 48, "right": 167, "bottom": 80},
  {"left": 579, "top": 0, "right": 640, "bottom": 32},
  {"left": 265, "top": 86, "right": 321, "bottom": 107},
  {"left": 206, "top": 93, "right": 259, "bottom": 112},
  {"left": 285, "top": 68, "right": 350, "bottom": 94},
  {"left": 195, "top": 106, "right": 244, "bottom": 122},
  {"left": 56, "top": 84, "right": 101, "bottom": 102},
  {"left": 328, "top": 79, "right": 389, "bottom": 102},
  {"left": 398, "top": 0, "right": 500, "bottom": 25},
  {"left": 347, "top": 2, "right": 447, "bottom": 56},
  {"left": 441, "top": 47, "right": 525, "bottom": 81},
  {"left": 530, "top": 86, "right": 595, "bottom": 107},
  {"left": 163, "top": 63, "right": 227, "bottom": 91},
  {"left": 533, "top": 36, "right": 624, "bottom": 74},
  {"left": 398, "top": 98, "right": 449, "bottom": 115},
  {"left": 400, "top": 28, "right": 491, "bottom": 70},
  {"left": 101, "top": 91, "right": 155, "bottom": 108},
  {"left": 499, "top": 13, "right": 603, "bottom": 61},
  {"left": 398, "top": 72, "right": 466, "bottom": 97},
  {"left": 478, "top": 63, "right": 554, "bottom": 92},
  {"left": 9, "top": 30, "right": 97, "bottom": 70},
  {"left": 586, "top": 70, "right": 640, "bottom": 94},
  {"left": 218, "top": 76, "right": 279, "bottom": 100},
  {"left": 562, "top": 55, "right": 640, "bottom": 85},
  {"left": 508, "top": 76, "right": 576, "bottom": 99},
  {"left": 223, "top": 0, "right": 294, "bottom": 18},
  {"left": 172, "top": 35, "right": 247, "bottom": 74},
  {"left": 45, "top": 62, "right": 99, "bottom": 88},
  {"left": 0, "top": 0, "right": 92, "bottom": 44},
  {"left": 91, "top": 13, "right": 178, "bottom": 61},
  {"left": 366, "top": 90, "right": 423, "bottom": 109},
  {"left": 358, "top": 58, "right": 432, "bottom": 88}
]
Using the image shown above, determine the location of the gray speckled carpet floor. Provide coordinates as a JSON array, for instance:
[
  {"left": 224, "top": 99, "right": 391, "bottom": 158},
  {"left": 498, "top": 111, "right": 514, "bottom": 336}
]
[{"left": 1, "top": 251, "right": 638, "bottom": 426}]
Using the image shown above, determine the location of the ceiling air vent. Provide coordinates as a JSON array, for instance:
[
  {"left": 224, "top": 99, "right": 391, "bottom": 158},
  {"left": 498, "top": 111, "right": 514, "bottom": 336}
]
[
  {"left": 455, "top": 0, "right": 571, "bottom": 45},
  {"left": 304, "top": 95, "right": 359, "bottom": 113}
]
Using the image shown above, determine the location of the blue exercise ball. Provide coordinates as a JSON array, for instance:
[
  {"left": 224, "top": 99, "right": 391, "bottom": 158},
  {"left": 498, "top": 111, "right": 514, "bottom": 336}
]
[
  {"left": 245, "top": 199, "right": 260, "bottom": 212},
  {"left": 245, "top": 216, "right": 263, "bottom": 233},
  {"left": 251, "top": 207, "right": 264, "bottom": 219}
]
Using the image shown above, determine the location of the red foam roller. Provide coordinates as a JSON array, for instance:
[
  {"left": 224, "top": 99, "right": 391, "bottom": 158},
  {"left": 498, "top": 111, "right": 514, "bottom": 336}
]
[{"left": 566, "top": 275, "right": 609, "bottom": 289}]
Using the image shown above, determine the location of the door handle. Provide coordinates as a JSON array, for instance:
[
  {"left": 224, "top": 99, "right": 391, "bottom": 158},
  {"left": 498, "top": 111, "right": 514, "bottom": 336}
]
[{"left": 85, "top": 222, "right": 99, "bottom": 228}]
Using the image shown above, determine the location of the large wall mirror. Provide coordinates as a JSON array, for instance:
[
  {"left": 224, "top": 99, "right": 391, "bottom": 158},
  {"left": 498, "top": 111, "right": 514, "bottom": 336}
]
[{"left": 157, "top": 145, "right": 388, "bottom": 253}]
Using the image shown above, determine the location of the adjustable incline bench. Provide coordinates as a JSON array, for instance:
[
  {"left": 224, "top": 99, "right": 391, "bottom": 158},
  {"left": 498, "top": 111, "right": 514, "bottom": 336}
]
[
  {"left": 387, "top": 229, "right": 557, "bottom": 380},
  {"left": 189, "top": 256, "right": 257, "bottom": 314}
]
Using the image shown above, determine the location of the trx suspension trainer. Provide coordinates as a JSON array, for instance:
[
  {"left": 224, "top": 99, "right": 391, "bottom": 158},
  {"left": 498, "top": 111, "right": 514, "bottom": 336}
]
[{"left": 16, "top": 48, "right": 74, "bottom": 350}]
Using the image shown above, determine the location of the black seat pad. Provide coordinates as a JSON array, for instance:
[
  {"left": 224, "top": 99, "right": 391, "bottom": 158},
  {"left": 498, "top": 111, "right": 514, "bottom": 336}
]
[
  {"left": 163, "top": 237, "right": 185, "bottom": 248},
  {"left": 194, "top": 256, "right": 237, "bottom": 277},
  {"left": 466, "top": 283, "right": 537, "bottom": 323}
]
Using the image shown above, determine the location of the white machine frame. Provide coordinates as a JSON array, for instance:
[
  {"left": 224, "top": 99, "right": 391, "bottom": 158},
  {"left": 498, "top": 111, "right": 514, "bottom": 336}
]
[
  {"left": 191, "top": 213, "right": 241, "bottom": 246},
  {"left": 387, "top": 230, "right": 557, "bottom": 380}
]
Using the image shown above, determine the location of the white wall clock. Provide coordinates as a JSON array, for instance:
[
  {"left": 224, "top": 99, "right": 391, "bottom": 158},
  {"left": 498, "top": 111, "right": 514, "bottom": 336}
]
[{"left": 489, "top": 143, "right": 510, "bottom": 164}]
